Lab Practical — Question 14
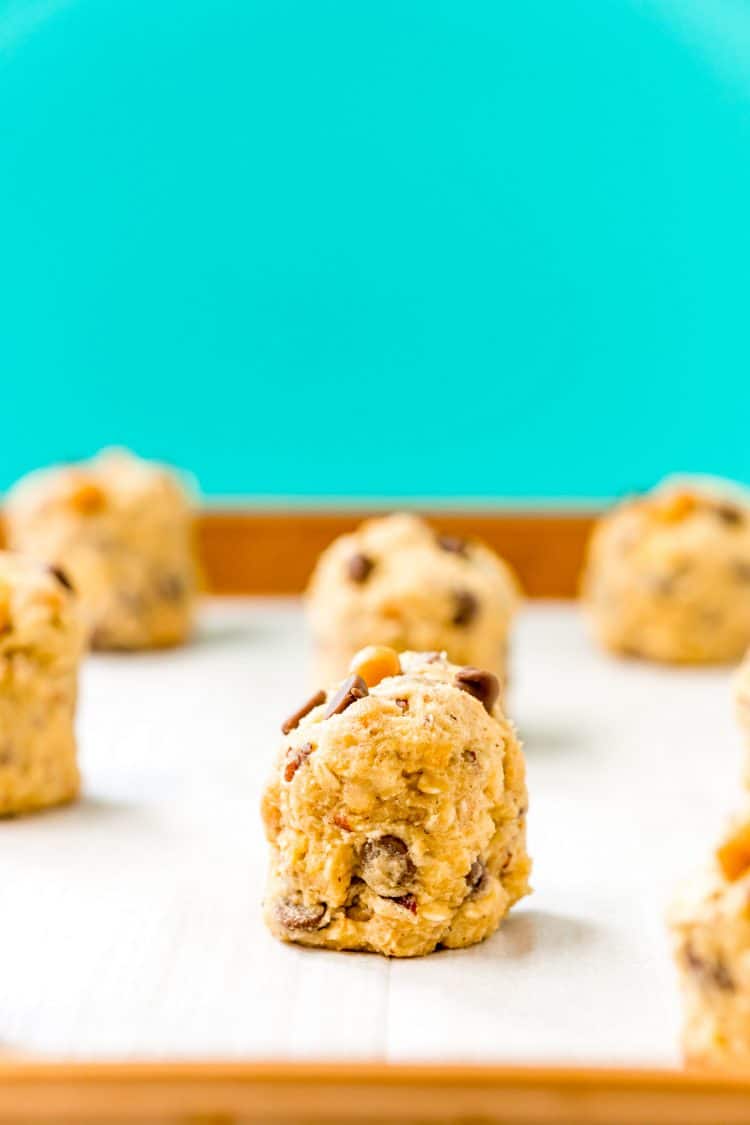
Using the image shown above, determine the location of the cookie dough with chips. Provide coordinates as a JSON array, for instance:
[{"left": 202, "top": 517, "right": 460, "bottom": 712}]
[
  {"left": 262, "top": 646, "right": 531, "bottom": 957},
  {"left": 306, "top": 513, "right": 520, "bottom": 685},
  {"left": 669, "top": 814, "right": 750, "bottom": 1067},
  {"left": 582, "top": 480, "right": 750, "bottom": 664},
  {"left": 6, "top": 448, "right": 198, "bottom": 651},
  {"left": 0, "top": 553, "right": 84, "bottom": 816}
]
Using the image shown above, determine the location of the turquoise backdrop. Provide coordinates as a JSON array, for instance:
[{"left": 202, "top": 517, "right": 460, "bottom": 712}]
[{"left": 1, "top": 0, "right": 748, "bottom": 499}]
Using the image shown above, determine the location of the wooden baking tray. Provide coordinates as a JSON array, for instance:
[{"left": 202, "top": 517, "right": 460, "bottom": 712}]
[{"left": 3, "top": 508, "right": 750, "bottom": 1125}]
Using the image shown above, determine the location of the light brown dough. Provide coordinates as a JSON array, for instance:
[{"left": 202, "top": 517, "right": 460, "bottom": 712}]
[
  {"left": 6, "top": 448, "right": 198, "bottom": 650},
  {"left": 669, "top": 814, "right": 750, "bottom": 1067},
  {"left": 582, "top": 480, "right": 750, "bottom": 664},
  {"left": 306, "top": 513, "right": 520, "bottom": 684},
  {"left": 0, "top": 552, "right": 84, "bottom": 816},
  {"left": 262, "top": 649, "right": 531, "bottom": 957}
]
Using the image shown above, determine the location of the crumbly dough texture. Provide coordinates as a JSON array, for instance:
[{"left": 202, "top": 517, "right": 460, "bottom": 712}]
[
  {"left": 6, "top": 449, "right": 198, "bottom": 651},
  {"left": 0, "top": 552, "right": 84, "bottom": 816},
  {"left": 262, "top": 651, "right": 531, "bottom": 957},
  {"left": 669, "top": 818, "right": 750, "bottom": 1067},
  {"left": 582, "top": 480, "right": 750, "bottom": 664},
  {"left": 306, "top": 514, "right": 520, "bottom": 684}
]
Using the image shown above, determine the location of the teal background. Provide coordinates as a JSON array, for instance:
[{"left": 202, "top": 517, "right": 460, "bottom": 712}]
[{"left": 1, "top": 0, "right": 748, "bottom": 499}]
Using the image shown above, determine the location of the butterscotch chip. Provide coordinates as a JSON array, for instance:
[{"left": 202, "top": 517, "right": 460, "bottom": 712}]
[
  {"left": 0, "top": 584, "right": 11, "bottom": 635},
  {"left": 261, "top": 649, "right": 531, "bottom": 957},
  {"left": 6, "top": 449, "right": 197, "bottom": 651},
  {"left": 67, "top": 479, "right": 106, "bottom": 515},
  {"left": 717, "top": 823, "right": 750, "bottom": 882},
  {"left": 348, "top": 645, "right": 401, "bottom": 687},
  {"left": 654, "top": 490, "right": 698, "bottom": 523}
]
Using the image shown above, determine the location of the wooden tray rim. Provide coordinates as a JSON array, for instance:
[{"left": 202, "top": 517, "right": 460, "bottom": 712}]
[{"left": 2, "top": 1060, "right": 750, "bottom": 1123}]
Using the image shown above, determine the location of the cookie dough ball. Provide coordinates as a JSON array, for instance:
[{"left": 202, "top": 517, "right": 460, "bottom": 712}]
[
  {"left": 261, "top": 647, "right": 531, "bottom": 957},
  {"left": 306, "top": 513, "right": 520, "bottom": 685},
  {"left": 6, "top": 449, "right": 198, "bottom": 651},
  {"left": 0, "top": 553, "right": 84, "bottom": 816},
  {"left": 668, "top": 816, "right": 750, "bottom": 1067},
  {"left": 582, "top": 481, "right": 750, "bottom": 664}
]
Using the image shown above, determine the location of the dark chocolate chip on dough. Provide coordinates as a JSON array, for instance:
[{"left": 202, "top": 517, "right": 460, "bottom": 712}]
[
  {"left": 324, "top": 674, "right": 368, "bottom": 718},
  {"left": 348, "top": 553, "right": 375, "bottom": 583},
  {"left": 281, "top": 690, "right": 326, "bottom": 735},
  {"left": 452, "top": 589, "right": 479, "bottom": 626},
  {"left": 455, "top": 666, "right": 500, "bottom": 714}
]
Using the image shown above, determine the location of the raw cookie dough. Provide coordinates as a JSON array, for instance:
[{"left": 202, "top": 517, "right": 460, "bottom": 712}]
[
  {"left": 306, "top": 513, "right": 520, "bottom": 685},
  {"left": 669, "top": 815, "right": 750, "bottom": 1067},
  {"left": 261, "top": 647, "right": 531, "bottom": 957},
  {"left": 582, "top": 480, "right": 750, "bottom": 664},
  {"left": 0, "top": 552, "right": 84, "bottom": 816},
  {"left": 6, "top": 448, "right": 198, "bottom": 651}
]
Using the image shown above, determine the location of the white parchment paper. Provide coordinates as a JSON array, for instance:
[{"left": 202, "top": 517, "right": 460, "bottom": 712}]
[{"left": 0, "top": 599, "right": 741, "bottom": 1064}]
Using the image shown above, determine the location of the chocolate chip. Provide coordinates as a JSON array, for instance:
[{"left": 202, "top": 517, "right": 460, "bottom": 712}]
[
  {"left": 466, "top": 858, "right": 485, "bottom": 891},
  {"left": 455, "top": 666, "right": 500, "bottom": 714},
  {"left": 276, "top": 900, "right": 327, "bottom": 931},
  {"left": 48, "top": 565, "right": 75, "bottom": 593},
  {"left": 347, "top": 553, "right": 374, "bottom": 583},
  {"left": 158, "top": 573, "right": 186, "bottom": 602},
  {"left": 395, "top": 698, "right": 409, "bottom": 712},
  {"left": 452, "top": 589, "right": 479, "bottom": 627},
  {"left": 684, "top": 944, "right": 735, "bottom": 991},
  {"left": 437, "top": 534, "right": 468, "bottom": 557},
  {"left": 324, "top": 674, "right": 368, "bottom": 719},
  {"left": 714, "top": 503, "right": 744, "bottom": 526},
  {"left": 360, "top": 835, "right": 416, "bottom": 896},
  {"left": 648, "top": 574, "right": 675, "bottom": 596},
  {"left": 392, "top": 893, "right": 418, "bottom": 914},
  {"left": 283, "top": 741, "right": 315, "bottom": 782},
  {"left": 281, "top": 689, "right": 326, "bottom": 735},
  {"left": 345, "top": 892, "right": 372, "bottom": 922}
]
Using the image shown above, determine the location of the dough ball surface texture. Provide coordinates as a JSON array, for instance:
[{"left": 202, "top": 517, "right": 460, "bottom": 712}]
[
  {"left": 0, "top": 551, "right": 84, "bottom": 816},
  {"left": 306, "top": 513, "right": 520, "bottom": 684},
  {"left": 6, "top": 448, "right": 198, "bottom": 651},
  {"left": 669, "top": 813, "right": 750, "bottom": 1066},
  {"left": 582, "top": 480, "right": 750, "bottom": 664},
  {"left": 262, "top": 649, "right": 531, "bottom": 957}
]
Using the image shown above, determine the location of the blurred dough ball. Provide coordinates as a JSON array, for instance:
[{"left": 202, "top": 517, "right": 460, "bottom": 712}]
[
  {"left": 582, "top": 479, "right": 750, "bottom": 664},
  {"left": 6, "top": 448, "right": 198, "bottom": 650},
  {"left": 669, "top": 812, "right": 750, "bottom": 1067},
  {"left": 0, "top": 551, "right": 84, "bottom": 815},
  {"left": 306, "top": 512, "right": 520, "bottom": 685}
]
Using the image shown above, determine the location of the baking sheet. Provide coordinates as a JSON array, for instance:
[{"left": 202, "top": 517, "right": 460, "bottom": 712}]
[{"left": 0, "top": 599, "right": 742, "bottom": 1065}]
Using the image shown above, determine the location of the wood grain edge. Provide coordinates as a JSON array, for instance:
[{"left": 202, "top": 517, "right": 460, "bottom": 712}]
[
  {"left": 197, "top": 509, "right": 598, "bottom": 597},
  {"left": 0, "top": 1062, "right": 748, "bottom": 1124}
]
